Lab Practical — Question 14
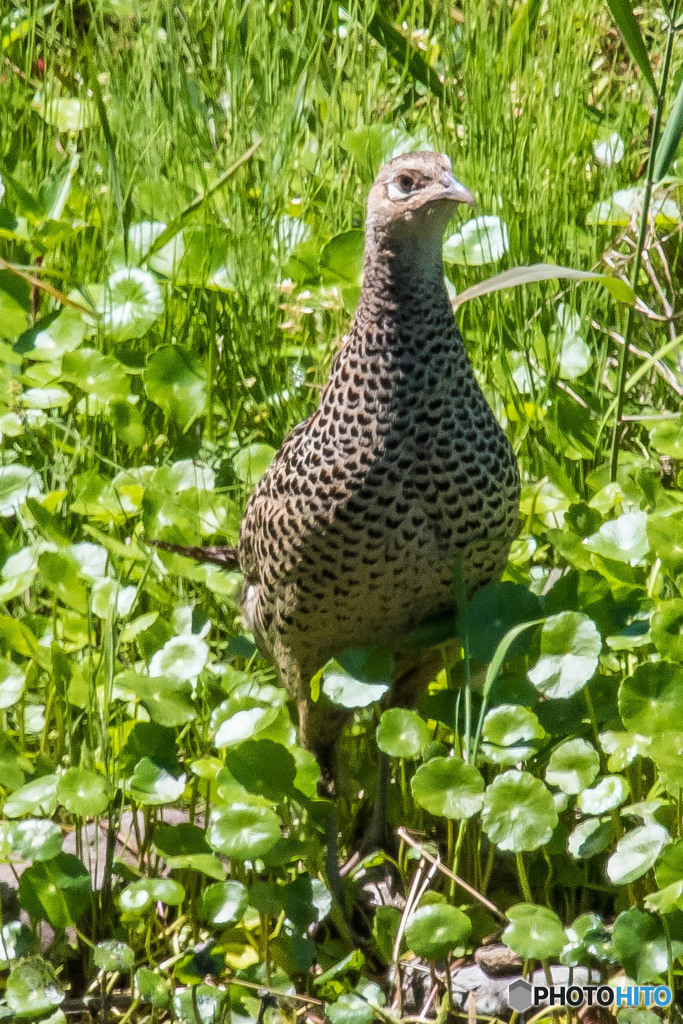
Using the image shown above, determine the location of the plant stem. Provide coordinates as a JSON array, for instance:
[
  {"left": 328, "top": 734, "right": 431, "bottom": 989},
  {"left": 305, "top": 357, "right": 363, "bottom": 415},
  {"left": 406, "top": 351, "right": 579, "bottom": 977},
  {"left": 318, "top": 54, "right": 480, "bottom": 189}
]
[
  {"left": 516, "top": 852, "right": 533, "bottom": 902},
  {"left": 609, "top": 0, "right": 679, "bottom": 481},
  {"left": 452, "top": 555, "right": 472, "bottom": 762},
  {"left": 662, "top": 910, "right": 676, "bottom": 996},
  {"left": 207, "top": 294, "right": 217, "bottom": 442}
]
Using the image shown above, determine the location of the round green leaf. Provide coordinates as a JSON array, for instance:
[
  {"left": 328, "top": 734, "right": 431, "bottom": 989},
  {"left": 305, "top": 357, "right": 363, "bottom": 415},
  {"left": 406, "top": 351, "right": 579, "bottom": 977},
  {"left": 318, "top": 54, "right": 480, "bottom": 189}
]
[
  {"left": 120, "top": 877, "right": 185, "bottom": 914},
  {"left": 31, "top": 92, "right": 96, "bottom": 130},
  {"left": 561, "top": 912, "right": 609, "bottom": 966},
  {"left": 568, "top": 817, "right": 615, "bottom": 860},
  {"left": 527, "top": 611, "right": 601, "bottom": 698},
  {"left": 0, "top": 921, "right": 32, "bottom": 970},
  {"left": 482, "top": 770, "right": 558, "bottom": 852},
  {"left": 319, "top": 230, "right": 364, "bottom": 286},
  {"left": 0, "top": 465, "right": 41, "bottom": 516},
  {"left": 39, "top": 550, "right": 87, "bottom": 612},
  {"left": 463, "top": 581, "right": 541, "bottom": 661},
  {"left": 583, "top": 511, "right": 649, "bottom": 564},
  {"left": 600, "top": 729, "right": 639, "bottom": 772},
  {"left": 24, "top": 307, "right": 86, "bottom": 361},
  {"left": 645, "top": 880, "right": 683, "bottom": 914},
  {"left": 110, "top": 399, "right": 146, "bottom": 447},
  {"left": 655, "top": 838, "right": 683, "bottom": 889},
  {"left": 149, "top": 634, "right": 209, "bottom": 681},
  {"left": 101, "top": 267, "right": 164, "bottom": 341},
  {"left": 577, "top": 774, "right": 630, "bottom": 814},
  {"left": 128, "top": 220, "right": 167, "bottom": 258},
  {"left": 612, "top": 908, "right": 683, "bottom": 984},
  {"left": 0, "top": 546, "right": 41, "bottom": 602},
  {"left": 0, "top": 273, "right": 30, "bottom": 339},
  {"left": 128, "top": 758, "right": 186, "bottom": 805},
  {"left": 650, "top": 418, "right": 683, "bottom": 459},
  {"left": 326, "top": 993, "right": 374, "bottom": 1024},
  {"left": 199, "top": 881, "right": 248, "bottom": 925},
  {"left": 607, "top": 825, "right": 669, "bottom": 886},
  {"left": 213, "top": 703, "right": 279, "bottom": 748},
  {"left": 551, "top": 304, "right": 592, "bottom": 381},
  {"left": 207, "top": 804, "right": 281, "bottom": 860},
  {"left": 174, "top": 982, "right": 227, "bottom": 1021},
  {"left": 118, "top": 671, "right": 196, "bottom": 727},
  {"left": 61, "top": 348, "right": 131, "bottom": 401},
  {"left": 9, "top": 819, "right": 63, "bottom": 862},
  {"left": 376, "top": 708, "right": 430, "bottom": 759},
  {"left": 94, "top": 940, "right": 135, "bottom": 972},
  {"left": 135, "top": 967, "right": 171, "bottom": 1008},
  {"left": 153, "top": 821, "right": 225, "bottom": 880},
  {"left": 405, "top": 903, "right": 471, "bottom": 959},
  {"left": 149, "top": 226, "right": 236, "bottom": 290},
  {"left": 21, "top": 385, "right": 71, "bottom": 410},
  {"left": 19, "top": 853, "right": 92, "bottom": 926},
  {"left": 503, "top": 904, "right": 566, "bottom": 960},
  {"left": 282, "top": 875, "right": 332, "bottom": 931},
  {"left": 481, "top": 704, "right": 545, "bottom": 764},
  {"left": 651, "top": 600, "right": 683, "bottom": 661},
  {"left": 4, "top": 773, "right": 58, "bottom": 818},
  {"left": 340, "top": 123, "right": 426, "bottom": 181},
  {"left": 545, "top": 738, "right": 600, "bottom": 794},
  {"left": 648, "top": 515, "right": 683, "bottom": 574},
  {"left": 588, "top": 188, "right": 679, "bottom": 227},
  {"left": 0, "top": 658, "right": 25, "bottom": 709},
  {"left": 225, "top": 739, "right": 296, "bottom": 801},
  {"left": 153, "top": 821, "right": 208, "bottom": 858},
  {"left": 321, "top": 658, "right": 388, "bottom": 708},
  {"left": 57, "top": 767, "right": 110, "bottom": 816},
  {"left": 314, "top": 948, "right": 366, "bottom": 1000},
  {"left": 650, "top": 731, "right": 683, "bottom": 793},
  {"left": 443, "top": 215, "right": 509, "bottom": 266},
  {"left": 233, "top": 443, "right": 277, "bottom": 486},
  {"left": 143, "top": 346, "right": 207, "bottom": 428},
  {"left": 619, "top": 662, "right": 683, "bottom": 741},
  {"left": 411, "top": 757, "right": 485, "bottom": 820},
  {"left": 6, "top": 956, "right": 64, "bottom": 1017}
]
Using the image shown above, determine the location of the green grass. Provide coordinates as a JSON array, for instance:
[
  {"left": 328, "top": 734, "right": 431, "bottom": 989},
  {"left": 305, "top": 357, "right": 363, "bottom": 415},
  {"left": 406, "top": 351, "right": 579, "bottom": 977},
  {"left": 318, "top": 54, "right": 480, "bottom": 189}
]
[{"left": 1, "top": 0, "right": 683, "bottom": 1016}]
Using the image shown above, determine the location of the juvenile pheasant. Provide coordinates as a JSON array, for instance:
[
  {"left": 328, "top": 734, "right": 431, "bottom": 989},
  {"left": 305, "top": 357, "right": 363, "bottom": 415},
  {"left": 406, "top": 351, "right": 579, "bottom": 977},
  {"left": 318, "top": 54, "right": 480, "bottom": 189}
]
[{"left": 157, "top": 152, "right": 520, "bottom": 793}]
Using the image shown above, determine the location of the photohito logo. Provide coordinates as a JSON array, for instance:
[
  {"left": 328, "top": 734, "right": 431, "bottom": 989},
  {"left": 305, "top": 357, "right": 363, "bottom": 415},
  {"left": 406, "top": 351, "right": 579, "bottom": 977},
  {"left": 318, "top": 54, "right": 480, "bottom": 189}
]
[{"left": 507, "top": 979, "right": 672, "bottom": 1012}]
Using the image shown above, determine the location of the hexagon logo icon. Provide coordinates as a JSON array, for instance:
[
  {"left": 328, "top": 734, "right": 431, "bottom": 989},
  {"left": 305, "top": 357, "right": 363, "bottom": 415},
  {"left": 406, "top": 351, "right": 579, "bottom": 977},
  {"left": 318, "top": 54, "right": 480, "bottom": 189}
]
[{"left": 508, "top": 979, "right": 533, "bottom": 1012}]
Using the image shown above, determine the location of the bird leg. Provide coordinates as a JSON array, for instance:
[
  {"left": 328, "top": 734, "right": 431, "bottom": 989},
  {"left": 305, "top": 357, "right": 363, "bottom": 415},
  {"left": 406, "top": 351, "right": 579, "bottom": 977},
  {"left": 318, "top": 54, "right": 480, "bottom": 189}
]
[
  {"left": 358, "top": 750, "right": 391, "bottom": 855},
  {"left": 361, "top": 647, "right": 450, "bottom": 855},
  {"left": 295, "top": 695, "right": 360, "bottom": 940}
]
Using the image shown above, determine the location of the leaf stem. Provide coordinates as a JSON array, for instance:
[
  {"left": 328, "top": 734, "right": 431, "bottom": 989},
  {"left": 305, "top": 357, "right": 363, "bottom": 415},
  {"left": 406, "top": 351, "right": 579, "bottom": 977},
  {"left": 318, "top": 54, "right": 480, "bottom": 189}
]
[{"left": 516, "top": 852, "right": 533, "bottom": 902}]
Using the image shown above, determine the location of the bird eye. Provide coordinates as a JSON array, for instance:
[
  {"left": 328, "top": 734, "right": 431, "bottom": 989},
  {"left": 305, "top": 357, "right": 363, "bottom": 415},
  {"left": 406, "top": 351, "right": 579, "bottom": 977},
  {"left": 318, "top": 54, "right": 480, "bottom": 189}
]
[{"left": 395, "top": 174, "right": 416, "bottom": 193}]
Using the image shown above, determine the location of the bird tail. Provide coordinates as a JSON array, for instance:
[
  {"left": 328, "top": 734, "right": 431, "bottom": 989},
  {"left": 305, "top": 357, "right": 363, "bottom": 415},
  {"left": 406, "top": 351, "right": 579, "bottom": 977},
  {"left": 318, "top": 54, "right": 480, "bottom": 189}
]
[{"left": 148, "top": 538, "right": 240, "bottom": 569}]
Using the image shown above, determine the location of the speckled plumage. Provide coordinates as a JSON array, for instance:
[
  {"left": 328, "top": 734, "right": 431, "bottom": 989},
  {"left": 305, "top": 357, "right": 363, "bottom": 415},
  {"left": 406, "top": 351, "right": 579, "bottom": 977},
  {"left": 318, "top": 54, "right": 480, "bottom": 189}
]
[{"left": 238, "top": 152, "right": 520, "bottom": 784}]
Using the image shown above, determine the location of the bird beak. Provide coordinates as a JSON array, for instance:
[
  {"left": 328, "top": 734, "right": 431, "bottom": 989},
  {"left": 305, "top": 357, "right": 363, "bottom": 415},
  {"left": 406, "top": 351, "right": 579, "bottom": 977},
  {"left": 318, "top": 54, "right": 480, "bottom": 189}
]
[{"left": 442, "top": 172, "right": 476, "bottom": 208}]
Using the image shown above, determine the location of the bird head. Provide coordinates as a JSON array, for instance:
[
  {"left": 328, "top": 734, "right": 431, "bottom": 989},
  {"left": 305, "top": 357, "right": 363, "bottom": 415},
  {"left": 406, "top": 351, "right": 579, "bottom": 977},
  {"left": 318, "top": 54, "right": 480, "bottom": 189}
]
[{"left": 366, "top": 151, "right": 475, "bottom": 243}]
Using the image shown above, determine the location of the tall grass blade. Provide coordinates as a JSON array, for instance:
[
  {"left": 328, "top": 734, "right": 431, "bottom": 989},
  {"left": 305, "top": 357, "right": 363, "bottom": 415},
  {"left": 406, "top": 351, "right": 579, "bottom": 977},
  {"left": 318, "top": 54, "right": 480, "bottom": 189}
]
[
  {"left": 43, "top": 154, "right": 79, "bottom": 222},
  {"left": 471, "top": 619, "right": 544, "bottom": 763},
  {"left": 604, "top": 0, "right": 657, "bottom": 93},
  {"left": 339, "top": 1, "right": 444, "bottom": 96},
  {"left": 654, "top": 73, "right": 683, "bottom": 180},
  {"left": 0, "top": 258, "right": 94, "bottom": 315},
  {"left": 88, "top": 57, "right": 124, "bottom": 226},
  {"left": 142, "top": 138, "right": 262, "bottom": 262},
  {"left": 609, "top": 0, "right": 679, "bottom": 480},
  {"left": 452, "top": 263, "right": 635, "bottom": 308},
  {"left": 504, "top": 0, "right": 542, "bottom": 72}
]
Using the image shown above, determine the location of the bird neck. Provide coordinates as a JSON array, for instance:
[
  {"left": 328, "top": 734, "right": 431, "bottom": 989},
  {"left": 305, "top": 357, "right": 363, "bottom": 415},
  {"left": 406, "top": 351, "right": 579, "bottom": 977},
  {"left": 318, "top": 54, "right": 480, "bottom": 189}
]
[{"left": 359, "top": 225, "right": 452, "bottom": 327}]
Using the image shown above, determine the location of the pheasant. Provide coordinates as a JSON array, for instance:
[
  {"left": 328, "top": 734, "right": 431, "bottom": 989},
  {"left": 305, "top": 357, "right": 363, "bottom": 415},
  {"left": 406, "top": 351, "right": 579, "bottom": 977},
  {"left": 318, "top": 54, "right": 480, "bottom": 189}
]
[{"left": 155, "top": 151, "right": 520, "bottom": 800}]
